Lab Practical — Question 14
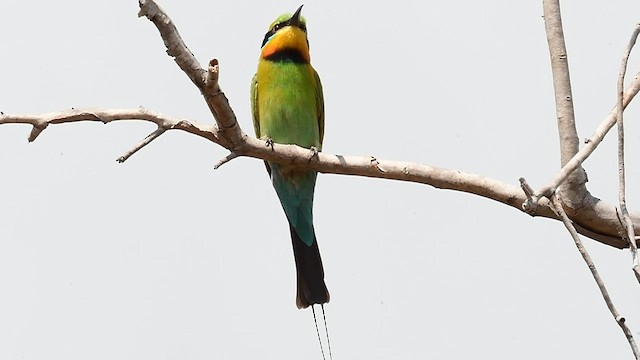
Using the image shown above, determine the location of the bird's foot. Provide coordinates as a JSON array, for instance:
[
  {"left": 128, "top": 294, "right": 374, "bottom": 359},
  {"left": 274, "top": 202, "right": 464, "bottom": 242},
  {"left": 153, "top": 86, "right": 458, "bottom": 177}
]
[
  {"left": 308, "top": 146, "right": 319, "bottom": 162},
  {"left": 265, "top": 138, "right": 274, "bottom": 150},
  {"left": 370, "top": 156, "right": 386, "bottom": 172}
]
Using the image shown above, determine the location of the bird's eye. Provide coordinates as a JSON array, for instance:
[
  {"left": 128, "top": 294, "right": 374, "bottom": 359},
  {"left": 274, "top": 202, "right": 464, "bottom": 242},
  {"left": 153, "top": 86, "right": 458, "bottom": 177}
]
[{"left": 272, "top": 23, "right": 283, "bottom": 31}]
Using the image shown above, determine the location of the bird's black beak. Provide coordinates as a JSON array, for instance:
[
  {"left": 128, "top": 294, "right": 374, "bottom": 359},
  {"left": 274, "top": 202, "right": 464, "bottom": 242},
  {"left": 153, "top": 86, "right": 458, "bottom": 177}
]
[{"left": 288, "top": 5, "right": 304, "bottom": 27}]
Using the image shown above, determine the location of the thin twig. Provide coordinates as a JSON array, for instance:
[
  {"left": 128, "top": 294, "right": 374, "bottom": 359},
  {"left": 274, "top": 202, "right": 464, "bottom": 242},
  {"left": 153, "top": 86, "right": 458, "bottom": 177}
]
[
  {"left": 616, "top": 24, "right": 640, "bottom": 284},
  {"left": 214, "top": 152, "right": 240, "bottom": 169},
  {"left": 519, "top": 177, "right": 535, "bottom": 201},
  {"left": 519, "top": 177, "right": 538, "bottom": 213},
  {"left": 534, "top": 72, "right": 640, "bottom": 199},
  {"left": 117, "top": 126, "right": 167, "bottom": 163},
  {"left": 551, "top": 194, "right": 640, "bottom": 360}
]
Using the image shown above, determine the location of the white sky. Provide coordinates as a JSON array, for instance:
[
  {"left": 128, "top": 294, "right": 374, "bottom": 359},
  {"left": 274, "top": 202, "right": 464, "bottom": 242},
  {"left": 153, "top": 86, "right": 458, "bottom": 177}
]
[{"left": 2, "top": 0, "right": 640, "bottom": 359}]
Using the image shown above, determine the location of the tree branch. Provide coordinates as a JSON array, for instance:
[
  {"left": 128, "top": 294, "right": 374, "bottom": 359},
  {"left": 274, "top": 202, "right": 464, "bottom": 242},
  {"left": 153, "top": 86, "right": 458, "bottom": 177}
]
[
  {"left": 0, "top": 107, "right": 227, "bottom": 157},
  {"left": 0, "top": 107, "right": 632, "bottom": 249},
  {"left": 539, "top": 5, "right": 640, "bottom": 351},
  {"left": 542, "top": 0, "right": 589, "bottom": 212},
  {"left": 137, "top": 0, "right": 206, "bottom": 89},
  {"left": 3, "top": 1, "right": 640, "bottom": 357},
  {"left": 5, "top": 0, "right": 638, "bottom": 249},
  {"left": 520, "top": 1, "right": 640, "bottom": 250},
  {"left": 616, "top": 24, "right": 640, "bottom": 283},
  {"left": 136, "top": 0, "right": 640, "bottom": 250},
  {"left": 534, "top": 73, "right": 640, "bottom": 198},
  {"left": 138, "top": 0, "right": 243, "bottom": 148},
  {"left": 0, "top": 108, "right": 544, "bottom": 210},
  {"left": 520, "top": 74, "right": 640, "bottom": 249},
  {"left": 552, "top": 194, "right": 640, "bottom": 360},
  {"left": 543, "top": 0, "right": 579, "bottom": 165}
]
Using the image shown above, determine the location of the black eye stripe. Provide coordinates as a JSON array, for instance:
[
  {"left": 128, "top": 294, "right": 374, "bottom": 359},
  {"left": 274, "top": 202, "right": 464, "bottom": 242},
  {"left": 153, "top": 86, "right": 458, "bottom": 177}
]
[
  {"left": 261, "top": 30, "right": 274, "bottom": 47},
  {"left": 261, "top": 22, "right": 283, "bottom": 47}
]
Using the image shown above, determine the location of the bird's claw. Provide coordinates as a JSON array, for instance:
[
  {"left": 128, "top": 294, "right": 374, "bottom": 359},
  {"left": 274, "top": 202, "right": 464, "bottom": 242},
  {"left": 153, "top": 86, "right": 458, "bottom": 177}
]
[
  {"left": 308, "top": 146, "right": 319, "bottom": 162},
  {"left": 370, "top": 156, "right": 386, "bottom": 173},
  {"left": 265, "top": 138, "right": 274, "bottom": 150}
]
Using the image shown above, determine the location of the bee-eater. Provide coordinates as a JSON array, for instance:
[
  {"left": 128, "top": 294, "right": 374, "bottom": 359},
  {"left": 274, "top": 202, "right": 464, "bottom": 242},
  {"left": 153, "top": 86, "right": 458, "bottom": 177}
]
[{"left": 251, "top": 5, "right": 329, "bottom": 309}]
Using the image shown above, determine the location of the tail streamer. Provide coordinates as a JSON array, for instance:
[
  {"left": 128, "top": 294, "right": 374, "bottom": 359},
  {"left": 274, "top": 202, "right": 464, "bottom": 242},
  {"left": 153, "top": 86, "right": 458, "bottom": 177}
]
[
  {"left": 312, "top": 305, "right": 327, "bottom": 360},
  {"left": 321, "top": 304, "right": 332, "bottom": 360}
]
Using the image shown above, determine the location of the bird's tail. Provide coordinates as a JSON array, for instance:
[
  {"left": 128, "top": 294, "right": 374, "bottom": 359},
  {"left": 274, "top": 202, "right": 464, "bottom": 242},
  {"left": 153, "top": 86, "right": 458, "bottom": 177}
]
[{"left": 289, "top": 222, "right": 330, "bottom": 309}]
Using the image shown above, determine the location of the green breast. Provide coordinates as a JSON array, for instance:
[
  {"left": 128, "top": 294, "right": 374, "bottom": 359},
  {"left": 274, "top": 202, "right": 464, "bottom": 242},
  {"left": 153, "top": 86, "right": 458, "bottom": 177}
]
[{"left": 256, "top": 60, "right": 321, "bottom": 150}]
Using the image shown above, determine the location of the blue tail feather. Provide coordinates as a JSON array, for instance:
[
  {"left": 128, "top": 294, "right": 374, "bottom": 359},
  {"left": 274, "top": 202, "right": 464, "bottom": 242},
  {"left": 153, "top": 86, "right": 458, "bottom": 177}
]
[{"left": 270, "top": 163, "right": 317, "bottom": 246}]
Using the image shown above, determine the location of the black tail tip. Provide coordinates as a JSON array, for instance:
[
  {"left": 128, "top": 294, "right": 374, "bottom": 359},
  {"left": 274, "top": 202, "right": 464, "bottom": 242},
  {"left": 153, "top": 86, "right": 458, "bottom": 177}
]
[{"left": 296, "top": 288, "right": 330, "bottom": 309}]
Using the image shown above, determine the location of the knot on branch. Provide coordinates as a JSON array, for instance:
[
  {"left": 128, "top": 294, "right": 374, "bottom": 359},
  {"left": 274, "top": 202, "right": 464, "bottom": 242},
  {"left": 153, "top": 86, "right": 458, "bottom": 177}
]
[
  {"left": 519, "top": 177, "right": 540, "bottom": 215},
  {"left": 205, "top": 59, "right": 220, "bottom": 93}
]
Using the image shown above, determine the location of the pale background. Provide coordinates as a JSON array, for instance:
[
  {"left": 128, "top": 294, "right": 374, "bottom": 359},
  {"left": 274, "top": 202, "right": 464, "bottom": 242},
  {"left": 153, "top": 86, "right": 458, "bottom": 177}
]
[{"left": 1, "top": 0, "right": 640, "bottom": 359}]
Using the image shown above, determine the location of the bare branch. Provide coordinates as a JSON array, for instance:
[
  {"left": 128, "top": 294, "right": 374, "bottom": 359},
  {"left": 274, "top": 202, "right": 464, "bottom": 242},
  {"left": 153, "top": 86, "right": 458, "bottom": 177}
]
[
  {"left": 137, "top": 0, "right": 244, "bottom": 149},
  {"left": 535, "top": 0, "right": 638, "bottom": 251},
  {"left": 137, "top": 0, "right": 206, "bottom": 88},
  {"left": 616, "top": 24, "right": 640, "bottom": 283},
  {"left": 551, "top": 194, "right": 640, "bottom": 359},
  {"left": 0, "top": 109, "right": 529, "bottom": 208},
  {"left": 0, "top": 107, "right": 553, "bottom": 211},
  {"left": 0, "top": 106, "right": 634, "bottom": 248},
  {"left": 533, "top": 6, "right": 640, "bottom": 248},
  {"left": 214, "top": 152, "right": 239, "bottom": 169},
  {"left": 203, "top": 59, "right": 244, "bottom": 146},
  {"left": 535, "top": 73, "right": 640, "bottom": 198},
  {"left": 116, "top": 126, "right": 167, "bottom": 163},
  {"left": 4, "top": 0, "right": 638, "bottom": 250},
  {"left": 538, "top": 1, "right": 640, "bottom": 253},
  {"left": 542, "top": 0, "right": 589, "bottom": 213},
  {"left": 543, "top": 0, "right": 579, "bottom": 165},
  {"left": 0, "top": 107, "right": 228, "bottom": 152},
  {"left": 140, "top": 0, "right": 636, "bottom": 250},
  {"left": 519, "top": 177, "right": 536, "bottom": 213}
]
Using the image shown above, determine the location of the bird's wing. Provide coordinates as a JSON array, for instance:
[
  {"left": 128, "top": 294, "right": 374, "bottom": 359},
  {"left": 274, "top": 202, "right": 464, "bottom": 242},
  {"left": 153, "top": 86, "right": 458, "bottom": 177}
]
[
  {"left": 314, "top": 69, "right": 325, "bottom": 146},
  {"left": 250, "top": 73, "right": 261, "bottom": 138},
  {"left": 251, "top": 72, "right": 272, "bottom": 176}
]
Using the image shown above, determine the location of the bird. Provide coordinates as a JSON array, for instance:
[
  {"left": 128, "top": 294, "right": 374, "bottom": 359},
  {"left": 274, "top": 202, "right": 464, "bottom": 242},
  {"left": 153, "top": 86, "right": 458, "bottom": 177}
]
[{"left": 250, "top": 5, "right": 329, "bottom": 310}]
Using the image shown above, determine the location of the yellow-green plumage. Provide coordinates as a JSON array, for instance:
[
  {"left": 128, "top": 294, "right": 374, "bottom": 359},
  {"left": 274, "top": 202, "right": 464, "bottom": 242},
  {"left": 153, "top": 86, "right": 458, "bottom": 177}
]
[
  {"left": 251, "top": 6, "right": 329, "bottom": 309},
  {"left": 253, "top": 61, "right": 323, "bottom": 151}
]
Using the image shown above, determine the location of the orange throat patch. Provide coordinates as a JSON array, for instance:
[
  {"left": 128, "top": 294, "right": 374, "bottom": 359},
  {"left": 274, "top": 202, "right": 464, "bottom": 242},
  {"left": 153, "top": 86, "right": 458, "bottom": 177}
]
[{"left": 261, "top": 26, "right": 310, "bottom": 62}]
